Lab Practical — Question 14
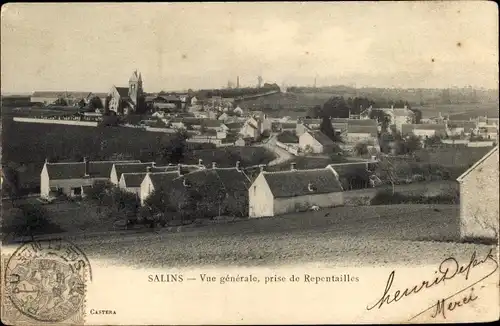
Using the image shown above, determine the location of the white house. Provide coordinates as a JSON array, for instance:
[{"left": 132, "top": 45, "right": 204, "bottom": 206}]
[
  {"left": 40, "top": 158, "right": 140, "bottom": 199},
  {"left": 139, "top": 171, "right": 180, "bottom": 205},
  {"left": 248, "top": 164, "right": 344, "bottom": 218},
  {"left": 240, "top": 118, "right": 261, "bottom": 141},
  {"left": 110, "top": 162, "right": 155, "bottom": 185},
  {"left": 119, "top": 172, "right": 148, "bottom": 195},
  {"left": 456, "top": 146, "right": 499, "bottom": 241},
  {"left": 299, "top": 130, "right": 335, "bottom": 154},
  {"left": 402, "top": 124, "right": 447, "bottom": 138}
]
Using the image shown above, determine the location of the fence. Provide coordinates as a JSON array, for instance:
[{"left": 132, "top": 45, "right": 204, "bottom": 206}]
[{"left": 13, "top": 117, "right": 98, "bottom": 127}]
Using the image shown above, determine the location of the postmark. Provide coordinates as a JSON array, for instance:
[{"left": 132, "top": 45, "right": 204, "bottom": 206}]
[{"left": 2, "top": 239, "right": 92, "bottom": 324}]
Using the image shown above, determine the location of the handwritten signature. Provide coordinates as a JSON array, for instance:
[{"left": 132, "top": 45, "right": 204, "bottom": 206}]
[{"left": 366, "top": 248, "right": 498, "bottom": 320}]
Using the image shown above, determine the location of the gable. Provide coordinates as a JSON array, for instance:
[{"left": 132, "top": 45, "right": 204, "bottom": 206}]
[{"left": 457, "top": 146, "right": 499, "bottom": 182}]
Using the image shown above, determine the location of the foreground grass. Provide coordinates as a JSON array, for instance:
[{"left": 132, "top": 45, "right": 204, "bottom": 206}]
[{"left": 28, "top": 204, "right": 496, "bottom": 268}]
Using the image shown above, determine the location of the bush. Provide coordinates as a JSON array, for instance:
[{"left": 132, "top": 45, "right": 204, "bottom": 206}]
[
  {"left": 2, "top": 204, "right": 64, "bottom": 239},
  {"left": 370, "top": 190, "right": 459, "bottom": 205}
]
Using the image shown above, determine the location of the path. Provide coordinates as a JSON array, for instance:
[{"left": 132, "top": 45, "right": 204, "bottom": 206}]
[{"left": 260, "top": 133, "right": 295, "bottom": 166}]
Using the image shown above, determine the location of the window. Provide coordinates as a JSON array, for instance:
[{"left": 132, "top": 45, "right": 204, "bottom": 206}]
[{"left": 72, "top": 187, "right": 82, "bottom": 196}]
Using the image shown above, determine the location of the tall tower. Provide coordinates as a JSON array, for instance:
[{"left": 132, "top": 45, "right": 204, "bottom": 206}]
[
  {"left": 257, "top": 76, "right": 263, "bottom": 88},
  {"left": 129, "top": 70, "right": 143, "bottom": 105},
  {"left": 237, "top": 76, "right": 240, "bottom": 88}
]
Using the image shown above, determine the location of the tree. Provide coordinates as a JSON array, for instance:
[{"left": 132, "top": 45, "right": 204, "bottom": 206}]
[
  {"left": 306, "top": 105, "right": 323, "bottom": 118},
  {"left": 53, "top": 97, "right": 68, "bottom": 106},
  {"left": 354, "top": 142, "right": 369, "bottom": 156},
  {"left": 16, "top": 204, "right": 58, "bottom": 241},
  {"left": 2, "top": 165, "right": 20, "bottom": 206},
  {"left": 88, "top": 96, "right": 104, "bottom": 110},
  {"left": 376, "top": 155, "right": 399, "bottom": 194},
  {"left": 404, "top": 135, "right": 422, "bottom": 154},
  {"left": 322, "top": 96, "right": 349, "bottom": 118},
  {"left": 369, "top": 110, "right": 391, "bottom": 132},
  {"left": 410, "top": 108, "right": 422, "bottom": 124},
  {"left": 320, "top": 116, "right": 338, "bottom": 142},
  {"left": 161, "top": 130, "right": 190, "bottom": 164}
]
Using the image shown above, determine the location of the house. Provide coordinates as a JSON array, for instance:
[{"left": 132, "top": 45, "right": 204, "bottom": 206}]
[
  {"left": 119, "top": 172, "right": 148, "bottom": 195},
  {"left": 446, "top": 120, "right": 477, "bottom": 137},
  {"left": 362, "top": 106, "right": 415, "bottom": 132},
  {"left": 240, "top": 118, "right": 261, "bottom": 141},
  {"left": 140, "top": 171, "right": 180, "bottom": 205},
  {"left": 477, "top": 126, "right": 498, "bottom": 140},
  {"left": 190, "top": 96, "right": 198, "bottom": 106},
  {"left": 40, "top": 158, "right": 141, "bottom": 199},
  {"left": 402, "top": 124, "right": 447, "bottom": 138},
  {"left": 248, "top": 163, "right": 344, "bottom": 218},
  {"left": 110, "top": 162, "right": 155, "bottom": 185},
  {"left": 233, "top": 106, "right": 244, "bottom": 116},
  {"left": 345, "top": 120, "right": 379, "bottom": 144},
  {"left": 162, "top": 162, "right": 251, "bottom": 217},
  {"left": 456, "top": 146, "right": 499, "bottom": 241},
  {"left": 299, "top": 130, "right": 335, "bottom": 154},
  {"left": 326, "top": 162, "right": 377, "bottom": 190},
  {"left": 296, "top": 119, "right": 322, "bottom": 136}
]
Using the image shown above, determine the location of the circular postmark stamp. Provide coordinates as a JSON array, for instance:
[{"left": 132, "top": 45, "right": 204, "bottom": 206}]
[{"left": 3, "top": 239, "right": 92, "bottom": 323}]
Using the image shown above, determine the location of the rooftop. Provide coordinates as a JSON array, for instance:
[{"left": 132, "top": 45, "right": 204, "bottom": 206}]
[{"left": 261, "top": 168, "right": 343, "bottom": 198}]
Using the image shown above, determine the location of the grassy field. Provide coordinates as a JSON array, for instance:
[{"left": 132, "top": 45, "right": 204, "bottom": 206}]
[
  {"left": 33, "top": 204, "right": 497, "bottom": 268},
  {"left": 414, "top": 103, "right": 499, "bottom": 119},
  {"left": 1, "top": 117, "right": 275, "bottom": 190}
]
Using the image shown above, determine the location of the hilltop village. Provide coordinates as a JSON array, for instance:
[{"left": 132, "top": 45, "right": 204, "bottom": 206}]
[{"left": 2, "top": 70, "right": 499, "bottom": 243}]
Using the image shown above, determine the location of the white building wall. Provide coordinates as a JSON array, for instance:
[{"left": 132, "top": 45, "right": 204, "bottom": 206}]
[
  {"left": 110, "top": 166, "right": 120, "bottom": 185},
  {"left": 460, "top": 148, "right": 499, "bottom": 240},
  {"left": 140, "top": 174, "right": 155, "bottom": 205},
  {"left": 248, "top": 173, "right": 274, "bottom": 218},
  {"left": 40, "top": 164, "right": 50, "bottom": 198},
  {"left": 273, "top": 192, "right": 344, "bottom": 216},
  {"left": 299, "top": 133, "right": 323, "bottom": 153}
]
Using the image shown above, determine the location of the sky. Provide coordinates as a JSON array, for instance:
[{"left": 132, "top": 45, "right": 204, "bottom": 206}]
[{"left": 1, "top": 2, "right": 498, "bottom": 93}]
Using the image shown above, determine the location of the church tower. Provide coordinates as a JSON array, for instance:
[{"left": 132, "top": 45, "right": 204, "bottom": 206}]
[{"left": 128, "top": 70, "right": 143, "bottom": 105}]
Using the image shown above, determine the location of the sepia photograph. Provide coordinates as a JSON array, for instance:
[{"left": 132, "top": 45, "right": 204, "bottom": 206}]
[{"left": 1, "top": 1, "right": 499, "bottom": 325}]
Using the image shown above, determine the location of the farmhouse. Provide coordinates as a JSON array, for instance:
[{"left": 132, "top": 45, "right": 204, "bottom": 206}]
[
  {"left": 402, "top": 124, "right": 447, "bottom": 138},
  {"left": 344, "top": 120, "right": 379, "bottom": 148},
  {"left": 299, "top": 130, "right": 335, "bottom": 154},
  {"left": 119, "top": 172, "right": 148, "bottom": 195},
  {"left": 296, "top": 119, "right": 321, "bottom": 136},
  {"left": 140, "top": 171, "right": 180, "bottom": 205},
  {"left": 165, "top": 162, "right": 251, "bottom": 217},
  {"left": 40, "top": 158, "right": 140, "bottom": 199},
  {"left": 248, "top": 164, "right": 344, "bottom": 218},
  {"left": 456, "top": 146, "right": 499, "bottom": 241},
  {"left": 110, "top": 162, "right": 155, "bottom": 185}
]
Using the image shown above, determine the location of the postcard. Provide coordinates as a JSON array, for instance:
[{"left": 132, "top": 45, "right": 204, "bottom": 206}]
[{"left": 1, "top": 1, "right": 499, "bottom": 325}]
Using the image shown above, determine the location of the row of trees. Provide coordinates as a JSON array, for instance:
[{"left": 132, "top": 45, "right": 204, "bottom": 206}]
[{"left": 306, "top": 96, "right": 420, "bottom": 120}]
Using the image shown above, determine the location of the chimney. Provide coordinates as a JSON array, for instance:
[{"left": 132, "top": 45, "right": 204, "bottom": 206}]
[
  {"left": 146, "top": 166, "right": 152, "bottom": 173},
  {"left": 182, "top": 178, "right": 190, "bottom": 187},
  {"left": 308, "top": 182, "right": 315, "bottom": 192},
  {"left": 212, "top": 162, "right": 217, "bottom": 169},
  {"left": 83, "top": 157, "right": 89, "bottom": 177},
  {"left": 236, "top": 160, "right": 241, "bottom": 171},
  {"left": 290, "top": 162, "right": 296, "bottom": 171},
  {"left": 151, "top": 162, "right": 156, "bottom": 167},
  {"left": 45, "top": 158, "right": 49, "bottom": 164},
  {"left": 198, "top": 159, "right": 203, "bottom": 166},
  {"left": 259, "top": 164, "right": 265, "bottom": 172},
  {"left": 177, "top": 164, "right": 182, "bottom": 176}
]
